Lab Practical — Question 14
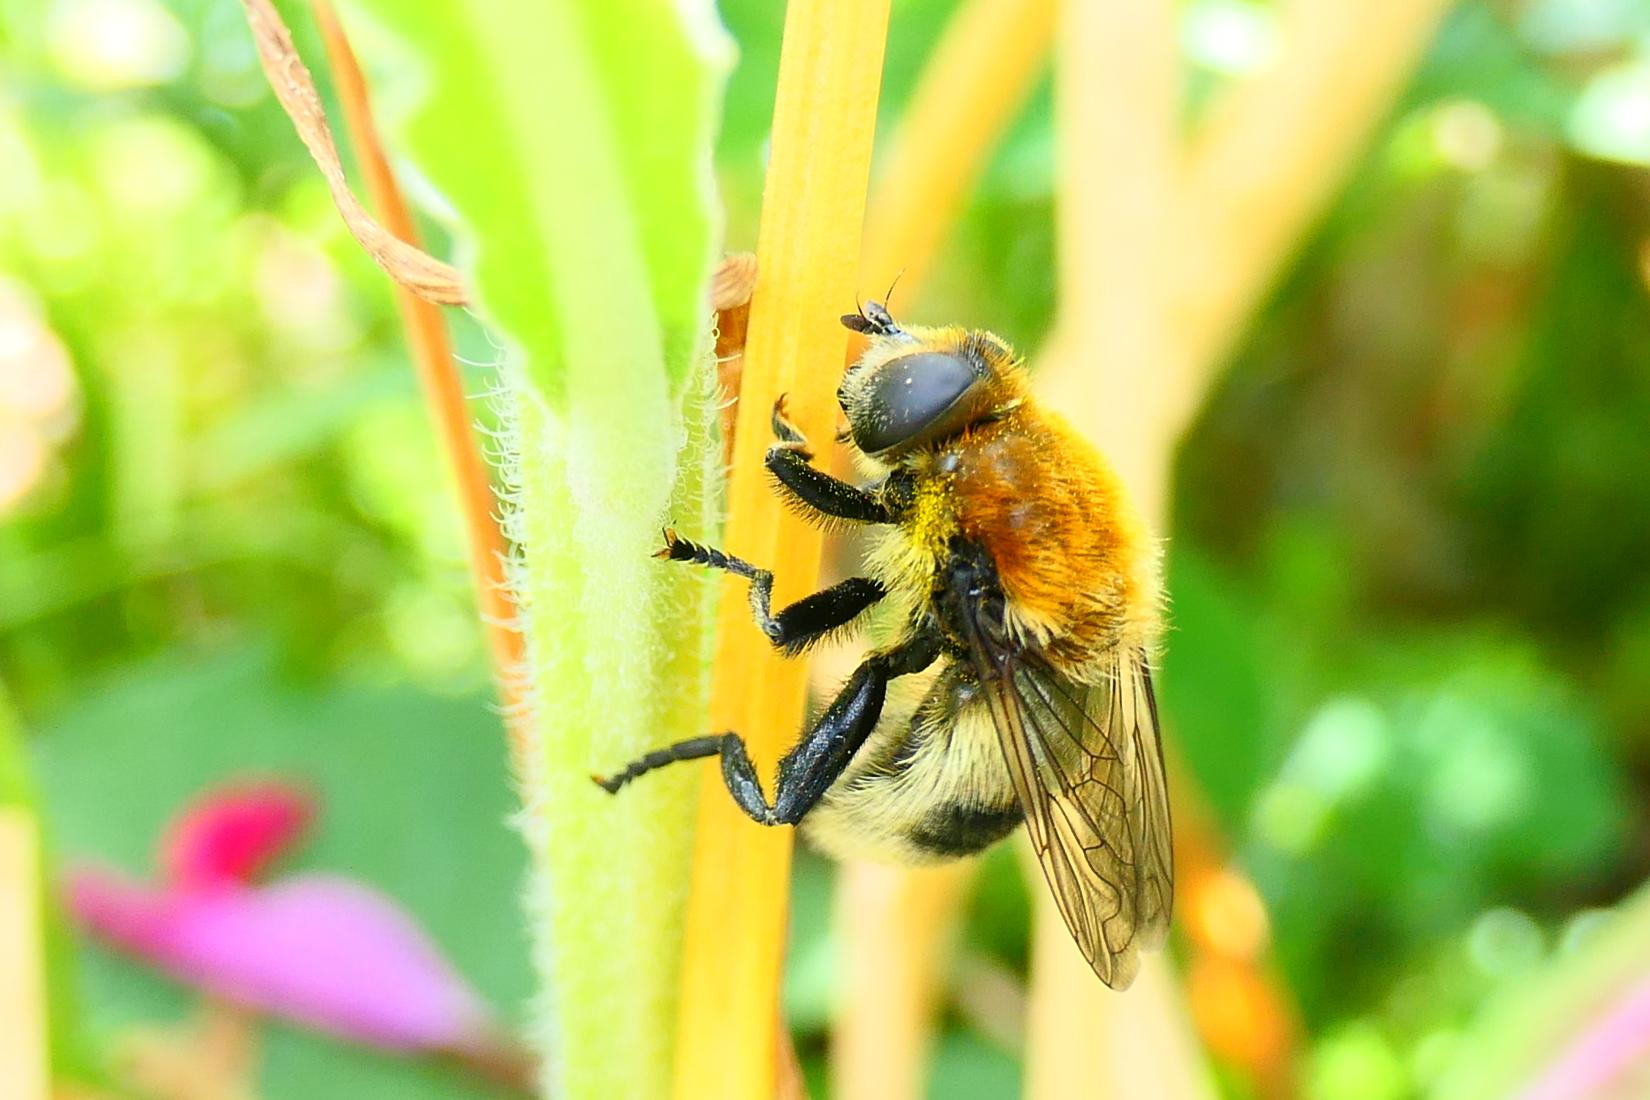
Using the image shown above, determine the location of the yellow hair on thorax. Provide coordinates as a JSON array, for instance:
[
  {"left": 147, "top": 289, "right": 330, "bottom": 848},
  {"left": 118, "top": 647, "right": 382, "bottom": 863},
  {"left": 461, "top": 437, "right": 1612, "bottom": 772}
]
[{"left": 905, "top": 471, "right": 957, "bottom": 561}]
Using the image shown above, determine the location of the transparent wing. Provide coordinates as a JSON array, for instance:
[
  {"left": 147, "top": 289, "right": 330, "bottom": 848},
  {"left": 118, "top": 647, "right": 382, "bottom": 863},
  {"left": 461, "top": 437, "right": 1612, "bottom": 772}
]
[{"left": 969, "top": 635, "right": 1173, "bottom": 989}]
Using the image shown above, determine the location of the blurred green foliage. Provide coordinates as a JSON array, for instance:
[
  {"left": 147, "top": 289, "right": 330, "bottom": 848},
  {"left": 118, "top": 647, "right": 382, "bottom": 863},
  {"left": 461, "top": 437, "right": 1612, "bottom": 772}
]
[{"left": 2, "top": 0, "right": 1650, "bottom": 1097}]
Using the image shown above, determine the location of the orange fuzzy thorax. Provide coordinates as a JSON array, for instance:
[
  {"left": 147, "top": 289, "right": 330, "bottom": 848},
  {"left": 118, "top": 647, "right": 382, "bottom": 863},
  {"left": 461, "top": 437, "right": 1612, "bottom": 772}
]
[{"left": 860, "top": 347, "right": 1154, "bottom": 671}]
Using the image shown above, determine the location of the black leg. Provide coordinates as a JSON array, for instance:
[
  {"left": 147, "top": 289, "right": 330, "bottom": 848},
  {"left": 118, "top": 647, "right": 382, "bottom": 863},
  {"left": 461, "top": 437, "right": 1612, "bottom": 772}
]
[
  {"left": 592, "top": 736, "right": 722, "bottom": 793},
  {"left": 768, "top": 394, "right": 816, "bottom": 460},
  {"left": 765, "top": 396, "right": 894, "bottom": 525},
  {"left": 657, "top": 531, "right": 884, "bottom": 654},
  {"left": 768, "top": 626, "right": 940, "bottom": 822},
  {"left": 590, "top": 731, "right": 772, "bottom": 818},
  {"left": 592, "top": 625, "right": 943, "bottom": 824},
  {"left": 766, "top": 448, "right": 894, "bottom": 525}
]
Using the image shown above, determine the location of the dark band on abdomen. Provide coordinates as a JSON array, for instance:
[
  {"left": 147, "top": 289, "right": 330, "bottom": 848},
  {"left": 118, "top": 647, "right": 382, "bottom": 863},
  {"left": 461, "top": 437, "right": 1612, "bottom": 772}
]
[{"left": 904, "top": 800, "right": 1022, "bottom": 858}]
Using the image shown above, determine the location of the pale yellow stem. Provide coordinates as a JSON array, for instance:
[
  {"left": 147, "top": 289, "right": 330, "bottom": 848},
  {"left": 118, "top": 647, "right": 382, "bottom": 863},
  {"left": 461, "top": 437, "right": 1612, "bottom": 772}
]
[
  {"left": 1037, "top": 0, "right": 1181, "bottom": 525},
  {"left": 1033, "top": 1, "right": 1450, "bottom": 1096},
  {"left": 1170, "top": 0, "right": 1455, "bottom": 419},
  {"left": 671, "top": 3, "right": 891, "bottom": 1097},
  {"left": 1023, "top": 1, "right": 1220, "bottom": 1098},
  {"left": 1024, "top": 884, "right": 1214, "bottom": 1100},
  {"left": 833, "top": 1, "right": 1056, "bottom": 1094},
  {"left": 829, "top": 861, "right": 976, "bottom": 1100},
  {"left": 116, "top": 1001, "right": 260, "bottom": 1100},
  {"left": 0, "top": 808, "right": 49, "bottom": 1100},
  {"left": 859, "top": 0, "right": 1056, "bottom": 298}
]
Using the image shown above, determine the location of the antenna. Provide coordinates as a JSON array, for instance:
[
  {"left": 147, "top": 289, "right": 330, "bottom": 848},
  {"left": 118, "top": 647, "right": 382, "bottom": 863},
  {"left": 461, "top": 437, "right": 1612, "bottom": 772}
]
[{"left": 883, "top": 267, "right": 907, "bottom": 310}]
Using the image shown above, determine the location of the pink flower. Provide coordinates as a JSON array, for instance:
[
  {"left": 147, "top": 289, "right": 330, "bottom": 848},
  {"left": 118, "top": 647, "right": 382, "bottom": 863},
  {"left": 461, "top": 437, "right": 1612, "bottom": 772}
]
[
  {"left": 159, "top": 780, "right": 315, "bottom": 890},
  {"left": 67, "top": 780, "right": 506, "bottom": 1058}
]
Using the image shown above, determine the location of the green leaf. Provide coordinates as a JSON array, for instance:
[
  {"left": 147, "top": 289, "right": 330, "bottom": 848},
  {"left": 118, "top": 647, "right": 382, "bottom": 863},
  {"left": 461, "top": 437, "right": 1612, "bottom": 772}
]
[
  {"left": 339, "top": 2, "right": 734, "bottom": 1096},
  {"left": 1160, "top": 547, "right": 1277, "bottom": 826},
  {"left": 0, "top": 686, "right": 31, "bottom": 806},
  {"left": 926, "top": 1029, "right": 1022, "bottom": 1100}
]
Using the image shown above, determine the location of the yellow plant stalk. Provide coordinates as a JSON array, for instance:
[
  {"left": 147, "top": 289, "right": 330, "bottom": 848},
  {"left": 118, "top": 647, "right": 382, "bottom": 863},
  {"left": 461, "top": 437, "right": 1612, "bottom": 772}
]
[
  {"left": 1171, "top": 0, "right": 1454, "bottom": 413},
  {"left": 671, "top": 2, "right": 891, "bottom": 1097},
  {"left": 859, "top": 0, "right": 1056, "bottom": 296},
  {"left": 1036, "top": 0, "right": 1180, "bottom": 525},
  {"left": 831, "top": 0, "right": 1447, "bottom": 1093},
  {"left": 117, "top": 1002, "right": 260, "bottom": 1100},
  {"left": 0, "top": 808, "right": 48, "bottom": 1100}
]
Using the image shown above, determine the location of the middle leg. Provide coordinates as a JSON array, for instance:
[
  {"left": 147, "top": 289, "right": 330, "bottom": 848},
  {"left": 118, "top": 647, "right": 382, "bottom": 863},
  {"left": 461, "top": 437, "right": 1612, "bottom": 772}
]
[{"left": 656, "top": 529, "right": 884, "bottom": 655}]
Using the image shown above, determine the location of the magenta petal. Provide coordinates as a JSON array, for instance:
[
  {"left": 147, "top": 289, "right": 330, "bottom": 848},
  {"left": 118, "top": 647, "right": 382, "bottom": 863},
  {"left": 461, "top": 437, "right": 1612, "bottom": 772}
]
[
  {"left": 160, "top": 780, "right": 315, "bottom": 888},
  {"left": 69, "top": 867, "right": 187, "bottom": 954},
  {"left": 1514, "top": 972, "right": 1650, "bottom": 1100},
  {"left": 69, "top": 867, "right": 495, "bottom": 1053}
]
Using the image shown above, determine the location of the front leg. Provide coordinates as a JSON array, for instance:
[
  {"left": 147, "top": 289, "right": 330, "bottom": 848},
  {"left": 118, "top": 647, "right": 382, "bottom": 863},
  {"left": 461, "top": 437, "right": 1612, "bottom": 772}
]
[
  {"left": 594, "top": 624, "right": 943, "bottom": 824},
  {"left": 766, "top": 396, "right": 895, "bottom": 525},
  {"left": 658, "top": 530, "right": 884, "bottom": 655}
]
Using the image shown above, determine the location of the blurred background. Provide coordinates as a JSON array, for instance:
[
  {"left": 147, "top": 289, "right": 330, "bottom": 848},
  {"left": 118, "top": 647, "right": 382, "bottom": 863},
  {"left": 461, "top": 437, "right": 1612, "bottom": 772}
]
[{"left": 2, "top": 0, "right": 1649, "bottom": 1097}]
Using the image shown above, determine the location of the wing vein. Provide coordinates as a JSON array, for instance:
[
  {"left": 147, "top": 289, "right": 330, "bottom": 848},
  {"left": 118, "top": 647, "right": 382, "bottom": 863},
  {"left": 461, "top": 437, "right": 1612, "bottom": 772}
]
[{"left": 959, "top": 604, "right": 1173, "bottom": 989}]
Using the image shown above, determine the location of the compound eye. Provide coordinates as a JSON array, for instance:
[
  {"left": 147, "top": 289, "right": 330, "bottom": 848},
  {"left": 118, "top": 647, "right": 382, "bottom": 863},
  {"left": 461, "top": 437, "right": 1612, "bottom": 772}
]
[{"left": 851, "top": 351, "right": 982, "bottom": 455}]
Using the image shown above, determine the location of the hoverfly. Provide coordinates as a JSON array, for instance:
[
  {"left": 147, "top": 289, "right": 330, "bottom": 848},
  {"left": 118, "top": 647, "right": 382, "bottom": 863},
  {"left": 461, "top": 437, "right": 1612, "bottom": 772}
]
[{"left": 596, "top": 302, "right": 1171, "bottom": 988}]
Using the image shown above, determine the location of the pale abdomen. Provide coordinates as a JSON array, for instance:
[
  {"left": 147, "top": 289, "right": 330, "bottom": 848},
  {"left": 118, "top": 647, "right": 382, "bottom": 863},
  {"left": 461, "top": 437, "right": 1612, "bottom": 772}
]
[{"left": 800, "top": 664, "right": 1021, "bottom": 865}]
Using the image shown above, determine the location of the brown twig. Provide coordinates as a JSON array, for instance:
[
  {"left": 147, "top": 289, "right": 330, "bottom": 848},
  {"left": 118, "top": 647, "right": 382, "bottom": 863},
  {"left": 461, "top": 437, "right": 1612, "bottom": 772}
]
[
  {"left": 239, "top": 0, "right": 467, "bottom": 305},
  {"left": 711, "top": 252, "right": 758, "bottom": 458},
  {"left": 710, "top": 251, "right": 759, "bottom": 314},
  {"left": 305, "top": 0, "right": 532, "bottom": 769}
]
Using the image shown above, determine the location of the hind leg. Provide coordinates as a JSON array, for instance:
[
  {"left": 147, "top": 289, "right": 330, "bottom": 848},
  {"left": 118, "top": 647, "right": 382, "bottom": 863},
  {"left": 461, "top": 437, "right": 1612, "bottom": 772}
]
[{"left": 594, "top": 626, "right": 942, "bottom": 824}]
